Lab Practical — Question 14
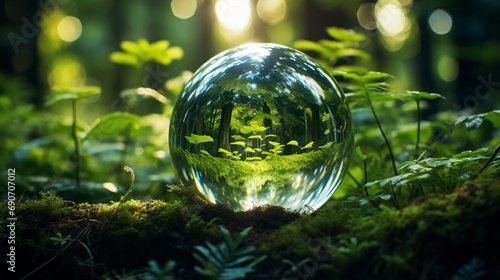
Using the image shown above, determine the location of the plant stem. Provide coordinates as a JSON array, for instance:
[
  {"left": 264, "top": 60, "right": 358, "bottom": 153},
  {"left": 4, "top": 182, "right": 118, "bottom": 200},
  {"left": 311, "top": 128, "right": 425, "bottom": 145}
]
[
  {"left": 362, "top": 83, "right": 398, "bottom": 176},
  {"left": 363, "top": 160, "right": 368, "bottom": 192},
  {"left": 362, "top": 160, "right": 380, "bottom": 209},
  {"left": 71, "top": 99, "right": 81, "bottom": 189},
  {"left": 480, "top": 143, "right": 500, "bottom": 173},
  {"left": 416, "top": 99, "right": 421, "bottom": 155}
]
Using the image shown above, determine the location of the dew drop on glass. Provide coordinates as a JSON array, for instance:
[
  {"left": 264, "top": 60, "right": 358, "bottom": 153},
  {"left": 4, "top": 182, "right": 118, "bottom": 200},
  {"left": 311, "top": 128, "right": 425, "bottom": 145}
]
[{"left": 169, "top": 43, "right": 353, "bottom": 212}]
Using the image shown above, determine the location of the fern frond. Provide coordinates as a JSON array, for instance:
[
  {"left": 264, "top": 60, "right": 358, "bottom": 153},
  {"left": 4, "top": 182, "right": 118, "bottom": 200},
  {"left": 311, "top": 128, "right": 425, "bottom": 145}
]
[{"left": 194, "top": 226, "right": 266, "bottom": 280}]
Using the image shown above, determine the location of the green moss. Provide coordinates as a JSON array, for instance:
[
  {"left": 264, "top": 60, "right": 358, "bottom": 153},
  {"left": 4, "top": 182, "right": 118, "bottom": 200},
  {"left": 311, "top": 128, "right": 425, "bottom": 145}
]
[
  {"left": 2, "top": 180, "right": 499, "bottom": 279},
  {"left": 257, "top": 180, "right": 500, "bottom": 279}
]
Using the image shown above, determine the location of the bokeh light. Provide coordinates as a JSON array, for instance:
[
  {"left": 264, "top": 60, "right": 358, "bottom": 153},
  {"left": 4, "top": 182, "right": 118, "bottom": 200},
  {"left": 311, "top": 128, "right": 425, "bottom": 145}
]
[
  {"left": 437, "top": 56, "right": 459, "bottom": 82},
  {"left": 428, "top": 9, "right": 453, "bottom": 35},
  {"left": 215, "top": 0, "right": 252, "bottom": 31},
  {"left": 47, "top": 58, "right": 86, "bottom": 88},
  {"left": 57, "top": 16, "right": 82, "bottom": 42},
  {"left": 357, "top": 3, "right": 376, "bottom": 30},
  {"left": 375, "top": 1, "right": 406, "bottom": 37},
  {"left": 171, "top": 0, "right": 197, "bottom": 19},
  {"left": 375, "top": 0, "right": 412, "bottom": 52},
  {"left": 257, "top": 0, "right": 287, "bottom": 24}
]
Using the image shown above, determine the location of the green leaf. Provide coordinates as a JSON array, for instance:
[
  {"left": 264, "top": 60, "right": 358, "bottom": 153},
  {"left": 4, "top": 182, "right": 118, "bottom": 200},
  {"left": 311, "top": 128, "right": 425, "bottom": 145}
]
[
  {"left": 200, "top": 150, "right": 211, "bottom": 156},
  {"left": 46, "top": 86, "right": 101, "bottom": 106},
  {"left": 248, "top": 135, "right": 263, "bottom": 141},
  {"left": 355, "top": 146, "right": 369, "bottom": 161},
  {"left": 269, "top": 141, "right": 281, "bottom": 147},
  {"left": 293, "top": 40, "right": 326, "bottom": 53},
  {"left": 240, "top": 122, "right": 267, "bottom": 134},
  {"left": 230, "top": 141, "right": 246, "bottom": 147},
  {"left": 264, "top": 134, "right": 277, "bottom": 139},
  {"left": 120, "top": 40, "right": 141, "bottom": 55},
  {"left": 218, "top": 148, "right": 233, "bottom": 156},
  {"left": 120, "top": 87, "right": 167, "bottom": 104},
  {"left": 361, "top": 71, "right": 393, "bottom": 81},
  {"left": 167, "top": 46, "right": 184, "bottom": 60},
  {"left": 244, "top": 147, "right": 256, "bottom": 153},
  {"left": 82, "top": 112, "right": 141, "bottom": 142},
  {"left": 301, "top": 141, "right": 314, "bottom": 150},
  {"left": 322, "top": 113, "right": 332, "bottom": 122},
  {"left": 231, "top": 135, "right": 246, "bottom": 141},
  {"left": 287, "top": 140, "right": 299, "bottom": 146},
  {"left": 326, "top": 27, "right": 365, "bottom": 42},
  {"left": 404, "top": 91, "right": 445, "bottom": 101},
  {"left": 109, "top": 52, "right": 140, "bottom": 67},
  {"left": 150, "top": 40, "right": 169, "bottom": 53},
  {"left": 453, "top": 110, "right": 500, "bottom": 130},
  {"left": 337, "top": 48, "right": 371, "bottom": 61},
  {"left": 185, "top": 134, "right": 214, "bottom": 145}
]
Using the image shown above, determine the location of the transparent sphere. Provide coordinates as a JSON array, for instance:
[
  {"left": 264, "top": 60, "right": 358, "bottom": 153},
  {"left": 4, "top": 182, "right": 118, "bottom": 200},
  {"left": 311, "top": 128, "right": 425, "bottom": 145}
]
[{"left": 169, "top": 43, "right": 353, "bottom": 212}]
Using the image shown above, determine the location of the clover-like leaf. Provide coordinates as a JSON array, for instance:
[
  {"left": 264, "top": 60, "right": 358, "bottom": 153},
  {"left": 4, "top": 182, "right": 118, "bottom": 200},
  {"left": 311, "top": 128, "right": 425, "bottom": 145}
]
[
  {"left": 185, "top": 134, "right": 214, "bottom": 145},
  {"left": 46, "top": 86, "right": 101, "bottom": 106}
]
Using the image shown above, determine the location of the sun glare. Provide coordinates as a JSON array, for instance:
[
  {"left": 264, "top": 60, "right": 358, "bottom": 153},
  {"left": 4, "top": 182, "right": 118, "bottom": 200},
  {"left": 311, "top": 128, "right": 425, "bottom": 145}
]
[{"left": 215, "top": 0, "right": 252, "bottom": 31}]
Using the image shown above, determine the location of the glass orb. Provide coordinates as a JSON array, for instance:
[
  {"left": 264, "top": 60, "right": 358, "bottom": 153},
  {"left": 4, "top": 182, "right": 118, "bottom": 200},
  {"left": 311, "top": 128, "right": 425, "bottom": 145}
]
[{"left": 169, "top": 43, "right": 353, "bottom": 212}]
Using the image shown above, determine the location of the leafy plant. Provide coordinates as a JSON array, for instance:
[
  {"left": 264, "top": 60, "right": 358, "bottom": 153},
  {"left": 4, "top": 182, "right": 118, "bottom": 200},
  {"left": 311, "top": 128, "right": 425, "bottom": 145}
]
[
  {"left": 110, "top": 39, "right": 183, "bottom": 69},
  {"left": 186, "top": 134, "right": 215, "bottom": 154},
  {"left": 45, "top": 86, "right": 101, "bottom": 188},
  {"left": 300, "top": 27, "right": 499, "bottom": 208},
  {"left": 193, "top": 226, "right": 266, "bottom": 280},
  {"left": 294, "top": 26, "right": 370, "bottom": 74}
]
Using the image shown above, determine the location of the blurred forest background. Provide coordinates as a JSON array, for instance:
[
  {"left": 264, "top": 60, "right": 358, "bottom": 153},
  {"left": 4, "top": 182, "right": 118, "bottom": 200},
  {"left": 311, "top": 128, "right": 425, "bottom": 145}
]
[{"left": 1, "top": 0, "right": 500, "bottom": 200}]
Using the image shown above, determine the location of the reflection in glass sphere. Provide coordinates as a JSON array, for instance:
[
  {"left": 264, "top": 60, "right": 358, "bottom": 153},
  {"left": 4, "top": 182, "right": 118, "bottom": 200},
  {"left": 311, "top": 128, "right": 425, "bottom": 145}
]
[{"left": 169, "top": 43, "right": 353, "bottom": 212}]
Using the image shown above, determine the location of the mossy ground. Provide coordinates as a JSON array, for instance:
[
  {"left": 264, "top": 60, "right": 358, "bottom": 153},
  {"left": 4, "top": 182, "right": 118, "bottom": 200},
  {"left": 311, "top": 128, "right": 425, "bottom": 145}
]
[{"left": 1, "top": 180, "right": 500, "bottom": 279}]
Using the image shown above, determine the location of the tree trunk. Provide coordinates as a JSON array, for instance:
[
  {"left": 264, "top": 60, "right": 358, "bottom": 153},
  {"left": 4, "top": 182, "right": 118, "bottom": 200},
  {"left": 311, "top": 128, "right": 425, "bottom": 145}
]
[{"left": 218, "top": 102, "right": 233, "bottom": 157}]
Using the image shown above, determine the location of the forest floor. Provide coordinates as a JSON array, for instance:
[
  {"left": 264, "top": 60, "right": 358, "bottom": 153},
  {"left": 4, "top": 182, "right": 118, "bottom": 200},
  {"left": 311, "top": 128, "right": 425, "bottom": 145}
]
[{"left": 1, "top": 179, "right": 499, "bottom": 279}]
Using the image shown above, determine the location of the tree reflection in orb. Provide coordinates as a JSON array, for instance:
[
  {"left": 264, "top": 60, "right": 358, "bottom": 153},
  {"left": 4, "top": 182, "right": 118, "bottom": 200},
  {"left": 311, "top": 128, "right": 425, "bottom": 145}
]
[{"left": 169, "top": 43, "right": 353, "bottom": 212}]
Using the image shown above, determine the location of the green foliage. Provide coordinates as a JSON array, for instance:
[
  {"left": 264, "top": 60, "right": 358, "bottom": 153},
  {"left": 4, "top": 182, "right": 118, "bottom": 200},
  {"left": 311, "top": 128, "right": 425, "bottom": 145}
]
[
  {"left": 144, "top": 260, "right": 176, "bottom": 280},
  {"left": 110, "top": 39, "right": 183, "bottom": 68},
  {"left": 82, "top": 112, "right": 141, "bottom": 142},
  {"left": 50, "top": 233, "right": 72, "bottom": 247},
  {"left": 186, "top": 134, "right": 215, "bottom": 145},
  {"left": 450, "top": 257, "right": 485, "bottom": 280},
  {"left": 300, "top": 27, "right": 499, "bottom": 207},
  {"left": 453, "top": 110, "right": 500, "bottom": 130},
  {"left": 294, "top": 27, "right": 370, "bottom": 73},
  {"left": 45, "top": 86, "right": 101, "bottom": 106},
  {"left": 193, "top": 226, "right": 266, "bottom": 280},
  {"left": 366, "top": 148, "right": 492, "bottom": 191}
]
